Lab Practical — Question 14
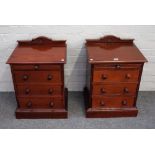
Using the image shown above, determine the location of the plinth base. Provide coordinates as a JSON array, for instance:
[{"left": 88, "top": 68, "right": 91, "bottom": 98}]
[
  {"left": 16, "top": 108, "right": 67, "bottom": 119},
  {"left": 86, "top": 108, "right": 138, "bottom": 118}
]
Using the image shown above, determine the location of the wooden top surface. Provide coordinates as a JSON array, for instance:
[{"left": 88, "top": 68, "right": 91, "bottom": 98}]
[
  {"left": 86, "top": 35, "right": 148, "bottom": 64},
  {"left": 7, "top": 36, "right": 67, "bottom": 64}
]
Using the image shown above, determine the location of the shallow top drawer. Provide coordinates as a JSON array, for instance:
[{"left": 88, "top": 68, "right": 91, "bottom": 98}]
[
  {"left": 12, "top": 64, "right": 61, "bottom": 71},
  {"left": 94, "top": 63, "right": 142, "bottom": 70}
]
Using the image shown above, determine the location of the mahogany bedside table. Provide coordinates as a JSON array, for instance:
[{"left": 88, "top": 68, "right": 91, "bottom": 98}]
[
  {"left": 84, "top": 35, "right": 147, "bottom": 118},
  {"left": 7, "top": 36, "right": 68, "bottom": 119}
]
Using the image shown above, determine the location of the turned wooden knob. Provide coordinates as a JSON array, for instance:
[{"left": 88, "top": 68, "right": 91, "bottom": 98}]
[
  {"left": 27, "top": 101, "right": 32, "bottom": 108},
  {"left": 100, "top": 101, "right": 105, "bottom": 106},
  {"left": 122, "top": 100, "right": 127, "bottom": 106},
  {"left": 23, "top": 75, "right": 29, "bottom": 80},
  {"left": 47, "top": 75, "right": 52, "bottom": 80},
  {"left": 115, "top": 64, "right": 121, "bottom": 69},
  {"left": 101, "top": 74, "right": 107, "bottom": 80},
  {"left": 48, "top": 88, "right": 53, "bottom": 94},
  {"left": 126, "top": 73, "right": 131, "bottom": 79},
  {"left": 100, "top": 88, "right": 106, "bottom": 94},
  {"left": 124, "top": 87, "right": 129, "bottom": 93},
  {"left": 34, "top": 65, "right": 39, "bottom": 70},
  {"left": 49, "top": 102, "right": 54, "bottom": 108},
  {"left": 25, "top": 88, "right": 30, "bottom": 94}
]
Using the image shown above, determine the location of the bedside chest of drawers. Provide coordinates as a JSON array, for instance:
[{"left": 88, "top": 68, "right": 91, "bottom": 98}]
[
  {"left": 7, "top": 36, "right": 68, "bottom": 119},
  {"left": 84, "top": 35, "right": 147, "bottom": 118}
]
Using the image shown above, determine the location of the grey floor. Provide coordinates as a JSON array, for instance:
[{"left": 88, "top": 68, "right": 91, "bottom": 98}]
[{"left": 0, "top": 92, "right": 155, "bottom": 129}]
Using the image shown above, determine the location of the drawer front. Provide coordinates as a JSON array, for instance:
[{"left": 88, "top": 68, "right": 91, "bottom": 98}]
[
  {"left": 14, "top": 71, "right": 62, "bottom": 83},
  {"left": 18, "top": 97, "right": 64, "bottom": 109},
  {"left": 93, "top": 68, "right": 140, "bottom": 83},
  {"left": 12, "top": 64, "right": 61, "bottom": 71},
  {"left": 92, "top": 83, "right": 137, "bottom": 96},
  {"left": 94, "top": 63, "right": 141, "bottom": 69},
  {"left": 92, "top": 96, "right": 135, "bottom": 108},
  {"left": 16, "top": 84, "right": 62, "bottom": 96}
]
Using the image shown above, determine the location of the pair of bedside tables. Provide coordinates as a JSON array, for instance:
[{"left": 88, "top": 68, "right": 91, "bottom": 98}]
[{"left": 6, "top": 35, "right": 147, "bottom": 119}]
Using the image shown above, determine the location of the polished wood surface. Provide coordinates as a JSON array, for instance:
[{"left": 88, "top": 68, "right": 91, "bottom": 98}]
[
  {"left": 92, "top": 83, "right": 137, "bottom": 96},
  {"left": 6, "top": 36, "right": 66, "bottom": 64},
  {"left": 12, "top": 64, "right": 61, "bottom": 71},
  {"left": 84, "top": 35, "right": 147, "bottom": 118},
  {"left": 86, "top": 35, "right": 147, "bottom": 63},
  {"left": 13, "top": 70, "right": 62, "bottom": 83},
  {"left": 18, "top": 97, "right": 64, "bottom": 109},
  {"left": 16, "top": 84, "right": 62, "bottom": 97},
  {"left": 7, "top": 36, "right": 68, "bottom": 119},
  {"left": 92, "top": 96, "right": 135, "bottom": 108},
  {"left": 93, "top": 68, "right": 140, "bottom": 83}
]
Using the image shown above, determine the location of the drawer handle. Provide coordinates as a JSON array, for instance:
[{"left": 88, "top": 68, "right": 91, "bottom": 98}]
[
  {"left": 115, "top": 64, "right": 121, "bottom": 69},
  {"left": 47, "top": 75, "right": 53, "bottom": 80},
  {"left": 126, "top": 74, "right": 131, "bottom": 79},
  {"left": 100, "top": 88, "right": 106, "bottom": 94},
  {"left": 25, "top": 88, "right": 30, "bottom": 94},
  {"left": 124, "top": 87, "right": 129, "bottom": 93},
  {"left": 23, "top": 75, "right": 29, "bottom": 80},
  {"left": 27, "top": 101, "right": 32, "bottom": 108},
  {"left": 48, "top": 88, "right": 53, "bottom": 94},
  {"left": 49, "top": 102, "right": 54, "bottom": 108},
  {"left": 34, "top": 65, "right": 39, "bottom": 70},
  {"left": 122, "top": 100, "right": 127, "bottom": 106},
  {"left": 101, "top": 74, "right": 107, "bottom": 80},
  {"left": 100, "top": 101, "right": 105, "bottom": 106}
]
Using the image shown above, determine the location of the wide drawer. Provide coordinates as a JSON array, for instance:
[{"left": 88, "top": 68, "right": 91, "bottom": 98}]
[
  {"left": 92, "top": 96, "right": 135, "bottom": 108},
  {"left": 93, "top": 68, "right": 140, "bottom": 83},
  {"left": 92, "top": 83, "right": 137, "bottom": 96},
  {"left": 13, "top": 71, "right": 62, "bottom": 83},
  {"left": 18, "top": 97, "right": 64, "bottom": 109},
  {"left": 12, "top": 64, "right": 61, "bottom": 71},
  {"left": 16, "top": 84, "right": 62, "bottom": 96}
]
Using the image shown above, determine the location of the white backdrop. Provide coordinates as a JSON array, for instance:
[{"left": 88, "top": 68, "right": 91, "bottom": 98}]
[{"left": 0, "top": 25, "right": 154, "bottom": 91}]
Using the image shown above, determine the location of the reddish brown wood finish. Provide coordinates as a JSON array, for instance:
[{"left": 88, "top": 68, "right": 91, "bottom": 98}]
[
  {"left": 16, "top": 84, "right": 62, "bottom": 97},
  {"left": 93, "top": 68, "right": 140, "bottom": 83},
  {"left": 92, "top": 83, "right": 137, "bottom": 96},
  {"left": 7, "top": 36, "right": 68, "bottom": 119},
  {"left": 13, "top": 70, "right": 62, "bottom": 83},
  {"left": 86, "top": 35, "right": 147, "bottom": 63},
  {"left": 92, "top": 96, "right": 135, "bottom": 108},
  {"left": 18, "top": 97, "right": 64, "bottom": 109},
  {"left": 12, "top": 64, "right": 61, "bottom": 71},
  {"left": 84, "top": 35, "right": 147, "bottom": 118},
  {"left": 6, "top": 37, "right": 67, "bottom": 64}
]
